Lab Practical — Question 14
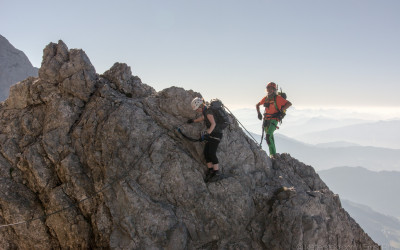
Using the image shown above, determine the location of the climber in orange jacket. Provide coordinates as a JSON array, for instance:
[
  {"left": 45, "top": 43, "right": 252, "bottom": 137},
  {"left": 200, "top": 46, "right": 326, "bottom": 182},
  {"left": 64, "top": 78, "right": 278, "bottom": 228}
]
[{"left": 256, "top": 82, "right": 292, "bottom": 158}]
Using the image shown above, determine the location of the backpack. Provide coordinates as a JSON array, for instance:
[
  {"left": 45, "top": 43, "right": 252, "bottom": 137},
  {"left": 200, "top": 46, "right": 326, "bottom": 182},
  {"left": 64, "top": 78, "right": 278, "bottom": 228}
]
[
  {"left": 207, "top": 99, "right": 230, "bottom": 131},
  {"left": 278, "top": 87, "right": 287, "bottom": 100}
]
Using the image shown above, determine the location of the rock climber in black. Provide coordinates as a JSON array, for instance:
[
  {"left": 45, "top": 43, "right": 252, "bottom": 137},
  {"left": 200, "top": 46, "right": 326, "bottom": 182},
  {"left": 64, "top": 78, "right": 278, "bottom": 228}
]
[{"left": 187, "top": 97, "right": 224, "bottom": 182}]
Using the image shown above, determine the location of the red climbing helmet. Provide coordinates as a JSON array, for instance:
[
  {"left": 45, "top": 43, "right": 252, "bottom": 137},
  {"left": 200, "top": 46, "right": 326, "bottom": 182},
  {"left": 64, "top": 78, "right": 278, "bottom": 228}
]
[{"left": 266, "top": 82, "right": 277, "bottom": 90}]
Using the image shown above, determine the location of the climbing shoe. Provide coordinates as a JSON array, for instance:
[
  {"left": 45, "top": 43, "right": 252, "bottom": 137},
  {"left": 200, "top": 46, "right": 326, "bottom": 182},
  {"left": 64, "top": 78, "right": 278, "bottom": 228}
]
[
  {"left": 207, "top": 171, "right": 223, "bottom": 183},
  {"left": 270, "top": 153, "right": 280, "bottom": 159},
  {"left": 204, "top": 168, "right": 215, "bottom": 182}
]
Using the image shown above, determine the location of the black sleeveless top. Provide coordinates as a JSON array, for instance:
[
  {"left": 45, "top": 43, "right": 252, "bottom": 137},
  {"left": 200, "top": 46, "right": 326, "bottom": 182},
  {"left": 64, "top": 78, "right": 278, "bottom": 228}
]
[{"left": 203, "top": 107, "right": 223, "bottom": 134}]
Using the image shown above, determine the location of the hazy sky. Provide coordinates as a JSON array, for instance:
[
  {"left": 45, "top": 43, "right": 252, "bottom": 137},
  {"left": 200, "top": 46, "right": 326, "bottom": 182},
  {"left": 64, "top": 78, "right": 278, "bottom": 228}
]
[{"left": 1, "top": 0, "right": 399, "bottom": 109}]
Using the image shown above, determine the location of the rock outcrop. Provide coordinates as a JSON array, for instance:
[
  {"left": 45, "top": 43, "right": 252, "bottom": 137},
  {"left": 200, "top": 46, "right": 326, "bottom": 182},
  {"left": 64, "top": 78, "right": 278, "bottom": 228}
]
[
  {"left": 0, "top": 41, "right": 379, "bottom": 249},
  {"left": 0, "top": 35, "right": 38, "bottom": 101}
]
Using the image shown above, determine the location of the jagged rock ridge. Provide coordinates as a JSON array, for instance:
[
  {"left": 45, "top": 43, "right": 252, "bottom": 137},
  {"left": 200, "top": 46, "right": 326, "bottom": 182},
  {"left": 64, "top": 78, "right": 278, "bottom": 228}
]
[
  {"left": 0, "top": 35, "right": 38, "bottom": 101},
  {"left": 0, "top": 41, "right": 379, "bottom": 249}
]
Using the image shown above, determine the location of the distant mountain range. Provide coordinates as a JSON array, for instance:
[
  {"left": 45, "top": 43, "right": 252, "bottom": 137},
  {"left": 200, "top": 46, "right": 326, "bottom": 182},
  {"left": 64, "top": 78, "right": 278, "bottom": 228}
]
[
  {"left": 295, "top": 119, "right": 400, "bottom": 149},
  {"left": 0, "top": 34, "right": 38, "bottom": 101},
  {"left": 249, "top": 132, "right": 400, "bottom": 172},
  {"left": 341, "top": 199, "right": 400, "bottom": 249},
  {"left": 282, "top": 115, "right": 371, "bottom": 137},
  {"left": 318, "top": 167, "right": 400, "bottom": 219}
]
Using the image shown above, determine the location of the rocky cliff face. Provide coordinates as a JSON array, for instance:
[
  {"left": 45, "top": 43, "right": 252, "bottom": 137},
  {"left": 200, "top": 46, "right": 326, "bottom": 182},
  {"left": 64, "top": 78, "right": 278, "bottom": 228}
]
[
  {"left": 0, "top": 35, "right": 39, "bottom": 101},
  {"left": 0, "top": 41, "right": 379, "bottom": 249}
]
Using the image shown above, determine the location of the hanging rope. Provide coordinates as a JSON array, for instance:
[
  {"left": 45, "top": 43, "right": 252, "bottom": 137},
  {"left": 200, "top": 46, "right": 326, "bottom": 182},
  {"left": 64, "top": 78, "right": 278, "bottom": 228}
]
[
  {"left": 176, "top": 127, "right": 201, "bottom": 142},
  {"left": 223, "top": 105, "right": 260, "bottom": 147}
]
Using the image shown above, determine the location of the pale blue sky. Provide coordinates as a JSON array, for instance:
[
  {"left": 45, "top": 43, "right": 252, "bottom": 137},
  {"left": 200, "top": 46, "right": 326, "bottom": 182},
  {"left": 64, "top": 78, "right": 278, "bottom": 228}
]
[{"left": 1, "top": 0, "right": 399, "bottom": 109}]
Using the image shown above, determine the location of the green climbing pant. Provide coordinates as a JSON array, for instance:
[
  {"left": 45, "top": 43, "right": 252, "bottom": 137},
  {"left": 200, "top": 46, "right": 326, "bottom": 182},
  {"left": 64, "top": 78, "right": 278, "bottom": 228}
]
[{"left": 263, "top": 119, "right": 278, "bottom": 156}]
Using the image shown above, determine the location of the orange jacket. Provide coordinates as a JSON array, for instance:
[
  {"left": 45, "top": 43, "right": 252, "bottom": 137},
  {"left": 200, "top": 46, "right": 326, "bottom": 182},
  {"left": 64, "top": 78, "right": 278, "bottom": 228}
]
[{"left": 258, "top": 95, "right": 288, "bottom": 120}]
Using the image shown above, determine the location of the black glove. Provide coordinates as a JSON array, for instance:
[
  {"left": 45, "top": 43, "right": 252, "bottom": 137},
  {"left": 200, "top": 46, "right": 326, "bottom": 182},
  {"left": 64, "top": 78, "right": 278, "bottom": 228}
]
[
  {"left": 200, "top": 131, "right": 209, "bottom": 141},
  {"left": 187, "top": 119, "right": 194, "bottom": 124},
  {"left": 279, "top": 109, "right": 286, "bottom": 120},
  {"left": 257, "top": 113, "right": 262, "bottom": 120}
]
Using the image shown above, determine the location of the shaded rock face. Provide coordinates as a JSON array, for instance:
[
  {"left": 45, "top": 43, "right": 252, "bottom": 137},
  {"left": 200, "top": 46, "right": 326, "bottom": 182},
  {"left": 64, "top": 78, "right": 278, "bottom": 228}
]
[
  {"left": 0, "top": 41, "right": 379, "bottom": 249},
  {"left": 0, "top": 35, "right": 38, "bottom": 102}
]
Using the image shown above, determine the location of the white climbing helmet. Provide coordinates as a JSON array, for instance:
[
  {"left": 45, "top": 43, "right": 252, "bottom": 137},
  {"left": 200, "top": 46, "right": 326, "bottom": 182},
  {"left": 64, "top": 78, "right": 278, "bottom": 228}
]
[{"left": 191, "top": 97, "right": 204, "bottom": 110}]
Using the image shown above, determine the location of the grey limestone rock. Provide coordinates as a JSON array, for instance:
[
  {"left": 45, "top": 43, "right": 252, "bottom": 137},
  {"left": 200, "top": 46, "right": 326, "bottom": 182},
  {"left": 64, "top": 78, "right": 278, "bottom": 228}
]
[{"left": 0, "top": 41, "right": 379, "bottom": 249}]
